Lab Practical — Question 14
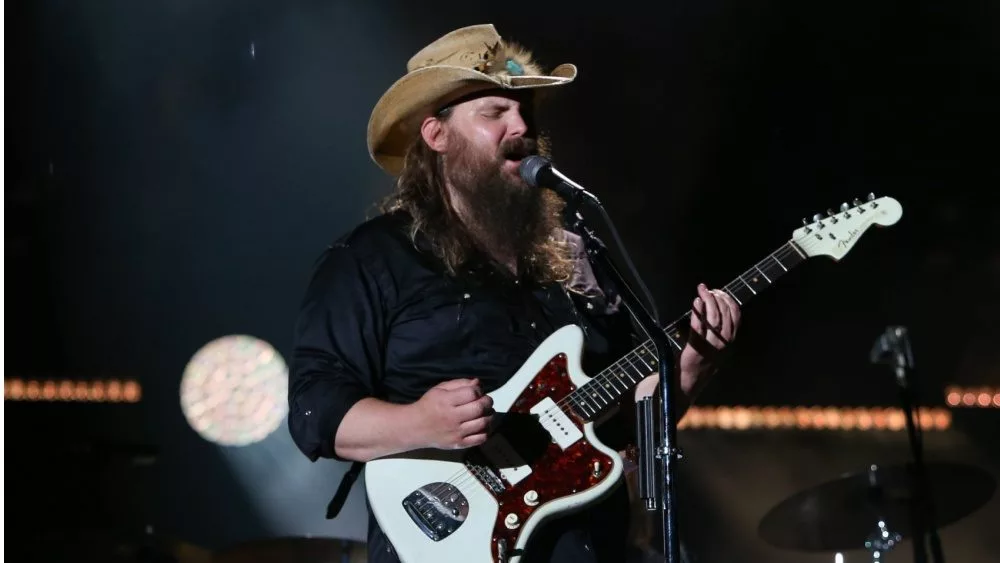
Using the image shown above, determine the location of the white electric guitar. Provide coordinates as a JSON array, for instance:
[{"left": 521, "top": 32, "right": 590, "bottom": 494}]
[{"left": 365, "top": 195, "right": 903, "bottom": 562}]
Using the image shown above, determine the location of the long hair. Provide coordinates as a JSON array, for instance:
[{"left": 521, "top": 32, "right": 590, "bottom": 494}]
[{"left": 378, "top": 133, "right": 574, "bottom": 285}]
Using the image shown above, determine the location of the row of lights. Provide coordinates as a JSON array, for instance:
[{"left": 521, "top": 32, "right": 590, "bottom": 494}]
[
  {"left": 678, "top": 406, "right": 952, "bottom": 431},
  {"left": 944, "top": 386, "right": 1000, "bottom": 408},
  {"left": 4, "top": 379, "right": 142, "bottom": 403}
]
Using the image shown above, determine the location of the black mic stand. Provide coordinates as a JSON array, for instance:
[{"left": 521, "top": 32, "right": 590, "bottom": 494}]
[
  {"left": 563, "top": 193, "right": 682, "bottom": 563},
  {"left": 870, "top": 326, "right": 944, "bottom": 563}
]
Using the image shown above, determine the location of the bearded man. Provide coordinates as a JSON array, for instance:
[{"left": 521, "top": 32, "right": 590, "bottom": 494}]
[{"left": 288, "top": 23, "right": 741, "bottom": 563}]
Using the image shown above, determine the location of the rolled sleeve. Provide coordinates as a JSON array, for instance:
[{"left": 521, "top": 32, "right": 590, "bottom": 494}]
[{"left": 288, "top": 243, "right": 387, "bottom": 462}]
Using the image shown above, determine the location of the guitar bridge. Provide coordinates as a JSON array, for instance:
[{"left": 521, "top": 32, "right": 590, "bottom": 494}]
[{"left": 401, "top": 483, "right": 468, "bottom": 542}]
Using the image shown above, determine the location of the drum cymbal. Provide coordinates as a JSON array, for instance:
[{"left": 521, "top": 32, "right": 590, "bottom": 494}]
[
  {"left": 758, "top": 462, "right": 995, "bottom": 552},
  {"left": 212, "top": 537, "right": 366, "bottom": 563}
]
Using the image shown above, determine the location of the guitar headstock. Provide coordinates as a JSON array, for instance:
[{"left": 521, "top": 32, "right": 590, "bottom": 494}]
[{"left": 792, "top": 194, "right": 902, "bottom": 260}]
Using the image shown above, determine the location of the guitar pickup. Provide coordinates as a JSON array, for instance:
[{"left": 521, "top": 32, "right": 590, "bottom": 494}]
[{"left": 530, "top": 397, "right": 583, "bottom": 450}]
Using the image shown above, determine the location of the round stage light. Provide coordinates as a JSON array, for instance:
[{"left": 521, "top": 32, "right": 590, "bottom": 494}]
[{"left": 180, "top": 335, "right": 289, "bottom": 446}]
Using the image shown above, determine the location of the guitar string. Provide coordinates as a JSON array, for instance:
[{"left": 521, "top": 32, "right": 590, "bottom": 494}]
[
  {"left": 422, "top": 235, "right": 833, "bottom": 503},
  {"left": 542, "top": 241, "right": 806, "bottom": 419},
  {"left": 422, "top": 242, "right": 808, "bottom": 499}
]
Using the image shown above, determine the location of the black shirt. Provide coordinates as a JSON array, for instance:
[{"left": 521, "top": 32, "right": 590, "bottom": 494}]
[{"left": 288, "top": 210, "right": 639, "bottom": 562}]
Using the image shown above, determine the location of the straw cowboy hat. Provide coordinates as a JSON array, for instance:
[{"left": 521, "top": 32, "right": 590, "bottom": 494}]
[{"left": 366, "top": 23, "right": 577, "bottom": 175}]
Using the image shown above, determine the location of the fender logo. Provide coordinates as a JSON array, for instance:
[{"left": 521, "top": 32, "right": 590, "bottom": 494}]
[{"left": 837, "top": 228, "right": 861, "bottom": 249}]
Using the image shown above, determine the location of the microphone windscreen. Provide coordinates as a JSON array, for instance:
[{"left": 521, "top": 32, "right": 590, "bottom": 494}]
[{"left": 519, "top": 155, "right": 551, "bottom": 187}]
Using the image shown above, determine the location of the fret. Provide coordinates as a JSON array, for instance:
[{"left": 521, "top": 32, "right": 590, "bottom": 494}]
[
  {"left": 581, "top": 394, "right": 602, "bottom": 414},
  {"left": 628, "top": 353, "right": 654, "bottom": 378},
  {"left": 727, "top": 282, "right": 753, "bottom": 305},
  {"left": 770, "top": 252, "right": 788, "bottom": 272},
  {"left": 664, "top": 330, "right": 684, "bottom": 351},
  {"left": 622, "top": 362, "right": 643, "bottom": 385},
  {"left": 590, "top": 383, "right": 613, "bottom": 405},
  {"left": 724, "top": 288, "right": 743, "bottom": 306},
  {"left": 634, "top": 351, "right": 653, "bottom": 372},
  {"left": 569, "top": 395, "right": 593, "bottom": 418},
  {"left": 739, "top": 268, "right": 771, "bottom": 294},
  {"left": 606, "top": 375, "right": 626, "bottom": 394},
  {"left": 754, "top": 264, "right": 772, "bottom": 284},
  {"left": 788, "top": 242, "right": 807, "bottom": 259}
]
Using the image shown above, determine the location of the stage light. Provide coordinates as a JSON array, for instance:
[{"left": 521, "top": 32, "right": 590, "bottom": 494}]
[
  {"left": 677, "top": 406, "right": 951, "bottom": 431},
  {"left": 4, "top": 379, "right": 142, "bottom": 402},
  {"left": 179, "top": 334, "right": 288, "bottom": 447},
  {"left": 945, "top": 386, "right": 999, "bottom": 408}
]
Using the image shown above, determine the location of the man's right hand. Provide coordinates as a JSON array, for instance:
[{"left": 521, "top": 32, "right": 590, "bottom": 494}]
[{"left": 411, "top": 378, "right": 494, "bottom": 450}]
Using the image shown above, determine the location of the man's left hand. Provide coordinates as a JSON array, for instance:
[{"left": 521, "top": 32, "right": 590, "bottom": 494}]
[{"left": 634, "top": 283, "right": 741, "bottom": 401}]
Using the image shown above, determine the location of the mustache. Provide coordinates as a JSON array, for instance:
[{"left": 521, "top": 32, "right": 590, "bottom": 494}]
[{"left": 499, "top": 137, "right": 538, "bottom": 161}]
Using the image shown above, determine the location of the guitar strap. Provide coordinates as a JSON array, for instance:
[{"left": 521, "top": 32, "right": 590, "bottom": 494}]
[{"left": 326, "top": 460, "right": 364, "bottom": 519}]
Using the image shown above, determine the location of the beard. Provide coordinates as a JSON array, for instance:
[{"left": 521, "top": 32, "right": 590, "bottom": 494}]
[{"left": 442, "top": 134, "right": 562, "bottom": 273}]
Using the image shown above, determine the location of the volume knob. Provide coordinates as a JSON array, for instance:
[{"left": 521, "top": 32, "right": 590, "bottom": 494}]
[
  {"left": 504, "top": 513, "right": 521, "bottom": 529},
  {"left": 523, "top": 490, "right": 539, "bottom": 506}
]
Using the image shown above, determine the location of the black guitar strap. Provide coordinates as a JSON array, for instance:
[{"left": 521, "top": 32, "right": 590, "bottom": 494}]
[{"left": 326, "top": 460, "right": 364, "bottom": 519}]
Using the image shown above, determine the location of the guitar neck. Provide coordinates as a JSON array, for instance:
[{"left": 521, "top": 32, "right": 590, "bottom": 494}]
[{"left": 567, "top": 241, "right": 809, "bottom": 420}]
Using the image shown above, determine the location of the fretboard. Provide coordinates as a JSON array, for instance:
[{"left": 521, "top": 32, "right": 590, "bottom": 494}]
[{"left": 566, "top": 241, "right": 808, "bottom": 420}]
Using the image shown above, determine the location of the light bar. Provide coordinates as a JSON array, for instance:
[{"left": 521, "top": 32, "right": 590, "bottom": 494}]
[
  {"left": 4, "top": 379, "right": 142, "bottom": 403},
  {"left": 945, "top": 386, "right": 1000, "bottom": 408},
  {"left": 678, "top": 406, "right": 951, "bottom": 431}
]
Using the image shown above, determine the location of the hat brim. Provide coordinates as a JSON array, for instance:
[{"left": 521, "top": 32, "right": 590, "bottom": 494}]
[{"left": 367, "top": 63, "right": 577, "bottom": 175}]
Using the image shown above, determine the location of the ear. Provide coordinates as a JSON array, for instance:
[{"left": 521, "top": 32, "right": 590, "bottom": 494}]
[{"left": 420, "top": 116, "right": 449, "bottom": 153}]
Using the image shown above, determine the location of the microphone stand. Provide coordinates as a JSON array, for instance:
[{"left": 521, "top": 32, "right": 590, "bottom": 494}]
[
  {"left": 870, "top": 326, "right": 944, "bottom": 563},
  {"left": 564, "top": 193, "right": 682, "bottom": 563}
]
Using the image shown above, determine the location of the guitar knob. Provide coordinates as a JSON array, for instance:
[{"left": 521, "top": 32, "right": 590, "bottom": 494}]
[
  {"left": 523, "top": 490, "right": 539, "bottom": 506},
  {"left": 504, "top": 513, "right": 521, "bottom": 529}
]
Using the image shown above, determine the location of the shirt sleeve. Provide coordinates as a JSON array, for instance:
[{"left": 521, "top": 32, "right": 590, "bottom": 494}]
[{"left": 287, "top": 243, "right": 388, "bottom": 462}]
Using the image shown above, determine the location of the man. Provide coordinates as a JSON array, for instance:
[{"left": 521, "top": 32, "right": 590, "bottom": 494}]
[{"left": 288, "top": 23, "right": 741, "bottom": 563}]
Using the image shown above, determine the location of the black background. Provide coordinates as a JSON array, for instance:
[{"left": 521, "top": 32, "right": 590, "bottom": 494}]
[{"left": 6, "top": 0, "right": 999, "bottom": 561}]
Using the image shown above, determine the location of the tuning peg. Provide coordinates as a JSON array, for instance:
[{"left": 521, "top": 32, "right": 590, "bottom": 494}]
[
  {"left": 853, "top": 198, "right": 862, "bottom": 206},
  {"left": 867, "top": 192, "right": 876, "bottom": 201},
  {"left": 840, "top": 202, "right": 849, "bottom": 212},
  {"left": 827, "top": 208, "right": 835, "bottom": 216},
  {"left": 813, "top": 213, "right": 823, "bottom": 222}
]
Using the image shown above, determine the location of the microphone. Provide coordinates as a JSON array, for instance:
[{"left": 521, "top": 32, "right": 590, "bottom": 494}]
[
  {"left": 870, "top": 325, "right": 916, "bottom": 384},
  {"left": 519, "top": 156, "right": 602, "bottom": 207}
]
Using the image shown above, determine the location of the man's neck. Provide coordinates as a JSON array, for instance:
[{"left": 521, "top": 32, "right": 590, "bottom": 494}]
[{"left": 446, "top": 184, "right": 519, "bottom": 276}]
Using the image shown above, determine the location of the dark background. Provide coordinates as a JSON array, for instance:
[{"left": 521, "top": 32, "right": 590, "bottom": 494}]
[{"left": 6, "top": 0, "right": 999, "bottom": 561}]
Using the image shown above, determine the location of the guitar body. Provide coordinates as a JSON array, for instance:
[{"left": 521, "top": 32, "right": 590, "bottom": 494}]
[{"left": 365, "top": 325, "right": 625, "bottom": 563}]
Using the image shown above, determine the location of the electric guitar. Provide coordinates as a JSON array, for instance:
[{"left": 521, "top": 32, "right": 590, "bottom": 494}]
[{"left": 365, "top": 195, "right": 903, "bottom": 563}]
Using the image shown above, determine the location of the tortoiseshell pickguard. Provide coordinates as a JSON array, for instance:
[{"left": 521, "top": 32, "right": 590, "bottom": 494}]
[{"left": 475, "top": 353, "right": 616, "bottom": 561}]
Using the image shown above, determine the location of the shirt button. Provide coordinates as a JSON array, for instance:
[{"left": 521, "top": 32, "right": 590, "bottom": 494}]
[
  {"left": 463, "top": 293, "right": 471, "bottom": 299},
  {"left": 304, "top": 410, "right": 312, "bottom": 416},
  {"left": 530, "top": 322, "right": 537, "bottom": 329},
  {"left": 586, "top": 302, "right": 594, "bottom": 310}
]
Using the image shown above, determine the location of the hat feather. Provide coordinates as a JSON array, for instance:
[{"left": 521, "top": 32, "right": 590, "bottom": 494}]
[{"left": 473, "top": 40, "right": 545, "bottom": 77}]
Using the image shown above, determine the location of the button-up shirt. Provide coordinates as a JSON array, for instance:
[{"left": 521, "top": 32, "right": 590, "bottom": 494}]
[{"left": 287, "top": 210, "right": 639, "bottom": 562}]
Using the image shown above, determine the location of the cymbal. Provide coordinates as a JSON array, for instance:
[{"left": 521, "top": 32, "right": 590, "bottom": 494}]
[
  {"left": 213, "top": 537, "right": 366, "bottom": 563},
  {"left": 758, "top": 462, "right": 996, "bottom": 552}
]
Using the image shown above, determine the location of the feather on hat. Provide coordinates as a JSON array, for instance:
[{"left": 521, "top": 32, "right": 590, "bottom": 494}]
[{"left": 366, "top": 24, "right": 577, "bottom": 175}]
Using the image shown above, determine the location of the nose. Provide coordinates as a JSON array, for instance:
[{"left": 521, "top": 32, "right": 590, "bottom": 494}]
[{"left": 506, "top": 107, "right": 528, "bottom": 139}]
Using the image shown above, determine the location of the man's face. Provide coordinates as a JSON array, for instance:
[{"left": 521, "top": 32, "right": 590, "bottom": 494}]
[{"left": 440, "top": 92, "right": 538, "bottom": 187}]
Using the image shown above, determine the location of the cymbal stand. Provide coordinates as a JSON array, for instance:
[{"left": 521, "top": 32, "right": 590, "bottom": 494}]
[
  {"left": 862, "top": 464, "right": 904, "bottom": 563},
  {"left": 865, "top": 518, "right": 903, "bottom": 563}
]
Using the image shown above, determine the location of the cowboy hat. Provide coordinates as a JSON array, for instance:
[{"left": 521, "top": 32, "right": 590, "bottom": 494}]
[{"left": 366, "top": 23, "right": 577, "bottom": 175}]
